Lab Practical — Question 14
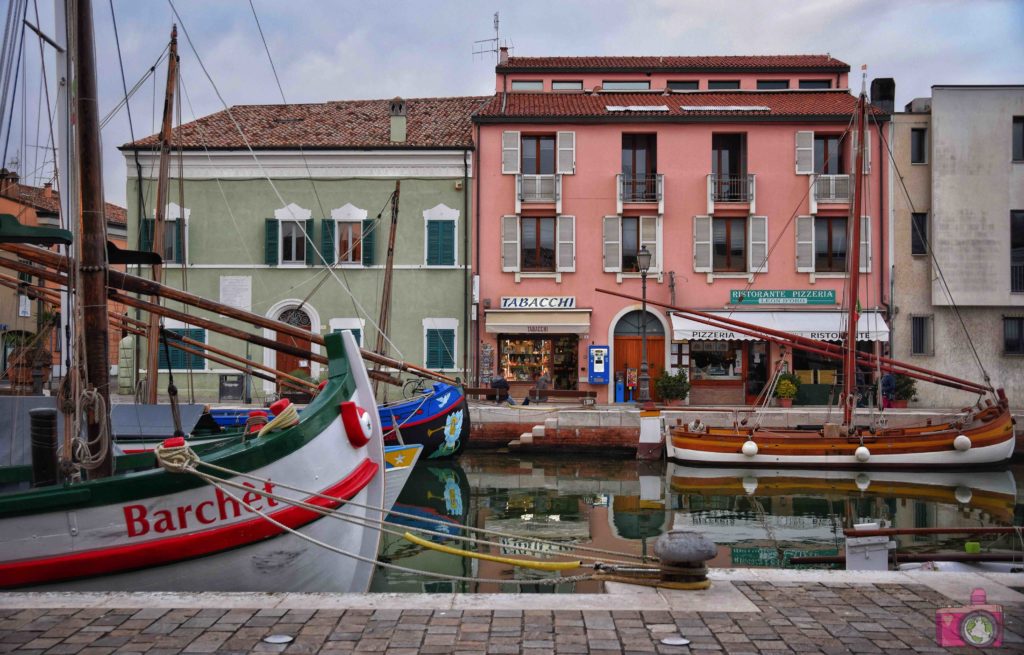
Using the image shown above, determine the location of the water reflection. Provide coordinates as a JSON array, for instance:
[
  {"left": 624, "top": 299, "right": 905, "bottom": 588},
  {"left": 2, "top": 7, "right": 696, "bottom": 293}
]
[{"left": 371, "top": 453, "right": 1021, "bottom": 593}]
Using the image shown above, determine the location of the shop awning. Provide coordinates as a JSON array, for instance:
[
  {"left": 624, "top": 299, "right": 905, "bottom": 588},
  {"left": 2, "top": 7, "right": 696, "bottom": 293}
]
[
  {"left": 484, "top": 309, "right": 591, "bottom": 335},
  {"left": 671, "top": 311, "right": 890, "bottom": 342}
]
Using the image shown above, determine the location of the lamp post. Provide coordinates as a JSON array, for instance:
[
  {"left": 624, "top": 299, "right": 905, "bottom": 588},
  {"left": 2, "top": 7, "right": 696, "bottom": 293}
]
[{"left": 637, "top": 245, "right": 653, "bottom": 404}]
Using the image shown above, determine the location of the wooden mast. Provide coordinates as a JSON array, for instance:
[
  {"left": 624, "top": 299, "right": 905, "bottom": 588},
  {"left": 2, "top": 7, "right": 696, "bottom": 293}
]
[
  {"left": 144, "top": 26, "right": 178, "bottom": 404},
  {"left": 843, "top": 82, "right": 868, "bottom": 426},
  {"left": 372, "top": 180, "right": 400, "bottom": 394},
  {"left": 74, "top": 0, "right": 113, "bottom": 476}
]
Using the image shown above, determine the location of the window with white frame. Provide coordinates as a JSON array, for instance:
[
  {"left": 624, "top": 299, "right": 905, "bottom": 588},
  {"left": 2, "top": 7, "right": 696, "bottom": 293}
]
[
  {"left": 795, "top": 215, "right": 871, "bottom": 274},
  {"left": 603, "top": 215, "right": 659, "bottom": 273},
  {"left": 280, "top": 221, "right": 307, "bottom": 264},
  {"left": 140, "top": 203, "right": 190, "bottom": 264},
  {"left": 501, "top": 215, "right": 575, "bottom": 273},
  {"left": 692, "top": 215, "right": 767, "bottom": 274},
  {"left": 795, "top": 130, "right": 870, "bottom": 175},
  {"left": 336, "top": 221, "right": 363, "bottom": 264},
  {"left": 423, "top": 318, "right": 457, "bottom": 370},
  {"left": 501, "top": 131, "right": 576, "bottom": 175},
  {"left": 265, "top": 204, "right": 314, "bottom": 266}
]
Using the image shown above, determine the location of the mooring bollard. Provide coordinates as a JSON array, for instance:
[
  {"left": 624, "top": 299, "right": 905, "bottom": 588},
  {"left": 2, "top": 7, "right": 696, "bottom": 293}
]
[
  {"left": 29, "top": 407, "right": 59, "bottom": 487},
  {"left": 654, "top": 529, "right": 717, "bottom": 585}
]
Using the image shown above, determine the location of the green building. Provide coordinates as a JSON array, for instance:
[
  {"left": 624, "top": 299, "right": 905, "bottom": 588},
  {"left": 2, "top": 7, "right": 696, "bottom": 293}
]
[{"left": 120, "top": 96, "right": 485, "bottom": 402}]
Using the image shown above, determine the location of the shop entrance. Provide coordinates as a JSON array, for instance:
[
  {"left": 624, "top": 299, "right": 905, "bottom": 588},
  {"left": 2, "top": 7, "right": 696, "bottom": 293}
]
[{"left": 613, "top": 310, "right": 664, "bottom": 402}]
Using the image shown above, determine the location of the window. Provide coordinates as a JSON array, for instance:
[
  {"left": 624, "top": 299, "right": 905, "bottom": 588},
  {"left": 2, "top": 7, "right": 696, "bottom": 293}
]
[
  {"left": 521, "top": 135, "right": 555, "bottom": 175},
  {"left": 814, "top": 135, "right": 845, "bottom": 174},
  {"left": 280, "top": 221, "right": 306, "bottom": 264},
  {"left": 520, "top": 217, "right": 556, "bottom": 271},
  {"left": 1013, "top": 211, "right": 1024, "bottom": 292},
  {"left": 424, "top": 321, "right": 456, "bottom": 370},
  {"left": 426, "top": 219, "right": 456, "bottom": 266},
  {"left": 668, "top": 80, "right": 699, "bottom": 91},
  {"left": 552, "top": 80, "right": 583, "bottom": 91},
  {"left": 621, "top": 134, "right": 657, "bottom": 201},
  {"left": 602, "top": 80, "right": 650, "bottom": 91},
  {"left": 757, "top": 80, "right": 789, "bottom": 90},
  {"left": 799, "top": 79, "right": 832, "bottom": 89},
  {"left": 1014, "top": 117, "right": 1024, "bottom": 162},
  {"left": 140, "top": 219, "right": 185, "bottom": 264},
  {"left": 911, "top": 128, "right": 927, "bottom": 164},
  {"left": 711, "top": 133, "right": 748, "bottom": 200},
  {"left": 713, "top": 217, "right": 746, "bottom": 272},
  {"left": 1004, "top": 317, "right": 1024, "bottom": 354},
  {"left": 911, "top": 316, "right": 933, "bottom": 355},
  {"left": 814, "top": 216, "right": 848, "bottom": 272},
  {"left": 911, "top": 212, "right": 929, "bottom": 255},
  {"left": 708, "top": 80, "right": 740, "bottom": 90},
  {"left": 604, "top": 215, "right": 658, "bottom": 273},
  {"left": 158, "top": 328, "right": 205, "bottom": 371},
  {"left": 511, "top": 80, "right": 543, "bottom": 91},
  {"left": 336, "top": 221, "right": 362, "bottom": 264}
]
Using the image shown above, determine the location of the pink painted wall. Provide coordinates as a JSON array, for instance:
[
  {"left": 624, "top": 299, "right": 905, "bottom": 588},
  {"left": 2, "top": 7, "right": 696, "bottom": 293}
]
[
  {"left": 475, "top": 114, "right": 887, "bottom": 401},
  {"left": 496, "top": 71, "right": 850, "bottom": 92}
]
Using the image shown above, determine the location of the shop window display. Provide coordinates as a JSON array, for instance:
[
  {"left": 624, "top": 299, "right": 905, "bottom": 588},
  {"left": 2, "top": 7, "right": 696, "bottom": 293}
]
[
  {"left": 690, "top": 341, "right": 743, "bottom": 381},
  {"left": 499, "top": 335, "right": 578, "bottom": 389}
]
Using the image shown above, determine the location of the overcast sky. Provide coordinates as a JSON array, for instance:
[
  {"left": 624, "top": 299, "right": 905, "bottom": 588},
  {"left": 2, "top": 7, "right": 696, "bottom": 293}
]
[{"left": 6, "top": 0, "right": 1023, "bottom": 207}]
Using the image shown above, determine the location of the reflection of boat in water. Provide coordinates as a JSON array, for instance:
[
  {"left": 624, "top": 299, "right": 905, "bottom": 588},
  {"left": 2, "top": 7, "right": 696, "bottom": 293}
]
[
  {"left": 379, "top": 382, "right": 470, "bottom": 459},
  {"left": 668, "top": 463, "right": 1018, "bottom": 525}
]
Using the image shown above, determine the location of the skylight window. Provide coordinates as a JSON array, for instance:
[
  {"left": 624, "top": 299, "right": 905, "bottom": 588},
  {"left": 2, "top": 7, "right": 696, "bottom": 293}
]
[
  {"left": 679, "top": 105, "right": 771, "bottom": 112},
  {"left": 606, "top": 105, "right": 669, "bottom": 112}
]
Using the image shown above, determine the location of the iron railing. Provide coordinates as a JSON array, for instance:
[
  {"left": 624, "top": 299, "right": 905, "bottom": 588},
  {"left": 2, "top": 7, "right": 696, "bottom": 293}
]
[
  {"left": 518, "top": 174, "right": 558, "bottom": 202},
  {"left": 709, "top": 173, "right": 754, "bottom": 202},
  {"left": 814, "top": 174, "right": 850, "bottom": 203},
  {"left": 618, "top": 174, "right": 663, "bottom": 203},
  {"left": 1012, "top": 263, "right": 1024, "bottom": 293}
]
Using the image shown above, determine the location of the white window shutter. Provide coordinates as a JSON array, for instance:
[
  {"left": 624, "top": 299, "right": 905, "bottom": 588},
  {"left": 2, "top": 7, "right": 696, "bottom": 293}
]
[
  {"left": 501, "top": 131, "right": 520, "bottom": 174},
  {"left": 640, "top": 216, "right": 659, "bottom": 272},
  {"left": 795, "top": 131, "right": 814, "bottom": 174},
  {"left": 501, "top": 215, "right": 520, "bottom": 272},
  {"left": 850, "top": 131, "right": 871, "bottom": 174},
  {"left": 556, "top": 215, "right": 575, "bottom": 272},
  {"left": 748, "top": 215, "right": 768, "bottom": 274},
  {"left": 796, "top": 215, "right": 815, "bottom": 272},
  {"left": 859, "top": 215, "right": 871, "bottom": 273},
  {"left": 557, "top": 131, "right": 576, "bottom": 174},
  {"left": 693, "top": 215, "right": 712, "bottom": 273},
  {"left": 603, "top": 216, "right": 621, "bottom": 273}
]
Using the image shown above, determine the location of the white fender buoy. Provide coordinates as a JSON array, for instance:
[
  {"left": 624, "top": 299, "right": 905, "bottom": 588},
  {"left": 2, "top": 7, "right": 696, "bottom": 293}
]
[
  {"left": 742, "top": 476, "right": 758, "bottom": 495},
  {"left": 855, "top": 473, "right": 871, "bottom": 491},
  {"left": 742, "top": 440, "right": 758, "bottom": 457},
  {"left": 954, "top": 485, "right": 973, "bottom": 504},
  {"left": 953, "top": 435, "right": 972, "bottom": 452},
  {"left": 854, "top": 446, "right": 871, "bottom": 462}
]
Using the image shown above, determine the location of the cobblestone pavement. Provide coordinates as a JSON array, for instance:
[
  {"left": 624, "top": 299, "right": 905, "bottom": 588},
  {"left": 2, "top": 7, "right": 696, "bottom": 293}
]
[{"left": 1, "top": 582, "right": 1021, "bottom": 654}]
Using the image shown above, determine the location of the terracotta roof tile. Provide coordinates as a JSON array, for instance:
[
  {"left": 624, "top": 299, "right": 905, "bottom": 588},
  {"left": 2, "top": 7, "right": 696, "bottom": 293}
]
[
  {"left": 499, "top": 55, "right": 849, "bottom": 72},
  {"left": 474, "top": 91, "right": 886, "bottom": 121},
  {"left": 0, "top": 177, "right": 126, "bottom": 225},
  {"left": 123, "top": 96, "right": 491, "bottom": 150}
]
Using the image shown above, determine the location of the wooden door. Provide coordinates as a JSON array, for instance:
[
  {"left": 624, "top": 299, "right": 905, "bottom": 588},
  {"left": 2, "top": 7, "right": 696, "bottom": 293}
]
[
  {"left": 613, "top": 335, "right": 665, "bottom": 402},
  {"left": 276, "top": 308, "right": 311, "bottom": 391}
]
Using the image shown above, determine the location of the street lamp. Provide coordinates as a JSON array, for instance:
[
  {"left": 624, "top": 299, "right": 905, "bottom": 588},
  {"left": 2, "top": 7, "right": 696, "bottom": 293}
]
[{"left": 636, "top": 245, "right": 653, "bottom": 404}]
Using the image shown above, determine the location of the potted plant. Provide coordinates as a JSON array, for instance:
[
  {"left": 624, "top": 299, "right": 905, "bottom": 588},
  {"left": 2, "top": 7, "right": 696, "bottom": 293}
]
[
  {"left": 892, "top": 373, "right": 917, "bottom": 408},
  {"left": 655, "top": 369, "right": 690, "bottom": 406},
  {"left": 775, "top": 379, "right": 798, "bottom": 408}
]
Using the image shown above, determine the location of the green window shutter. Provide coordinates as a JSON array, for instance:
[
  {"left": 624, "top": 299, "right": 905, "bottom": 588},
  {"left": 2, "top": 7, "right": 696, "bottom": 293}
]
[
  {"left": 140, "top": 218, "right": 154, "bottom": 252},
  {"left": 426, "top": 221, "right": 441, "bottom": 265},
  {"left": 426, "top": 328, "right": 455, "bottom": 370},
  {"left": 441, "top": 221, "right": 455, "bottom": 265},
  {"left": 158, "top": 328, "right": 206, "bottom": 370},
  {"left": 361, "top": 218, "right": 376, "bottom": 266},
  {"left": 17, "top": 271, "right": 31, "bottom": 284},
  {"left": 172, "top": 221, "right": 184, "bottom": 264},
  {"left": 305, "top": 219, "right": 315, "bottom": 266},
  {"left": 265, "top": 219, "right": 279, "bottom": 266},
  {"left": 320, "top": 219, "right": 336, "bottom": 266}
]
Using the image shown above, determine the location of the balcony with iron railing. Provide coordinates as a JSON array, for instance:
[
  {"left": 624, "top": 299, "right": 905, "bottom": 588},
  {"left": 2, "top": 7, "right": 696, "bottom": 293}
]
[
  {"left": 706, "top": 173, "right": 756, "bottom": 214},
  {"left": 516, "top": 174, "right": 561, "bottom": 212},
  {"left": 1012, "top": 263, "right": 1024, "bottom": 293},
  {"left": 616, "top": 173, "right": 665, "bottom": 214},
  {"left": 814, "top": 174, "right": 850, "bottom": 203}
]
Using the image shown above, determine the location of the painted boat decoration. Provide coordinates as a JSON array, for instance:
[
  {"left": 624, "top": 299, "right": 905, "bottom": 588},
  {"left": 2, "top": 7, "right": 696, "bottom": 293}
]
[
  {"left": 0, "top": 332, "right": 387, "bottom": 592},
  {"left": 378, "top": 382, "right": 470, "bottom": 459},
  {"left": 383, "top": 443, "right": 423, "bottom": 512}
]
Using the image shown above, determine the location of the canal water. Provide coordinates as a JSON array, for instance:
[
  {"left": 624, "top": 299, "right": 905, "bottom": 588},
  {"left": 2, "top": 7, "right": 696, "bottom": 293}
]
[{"left": 371, "top": 452, "right": 1023, "bottom": 593}]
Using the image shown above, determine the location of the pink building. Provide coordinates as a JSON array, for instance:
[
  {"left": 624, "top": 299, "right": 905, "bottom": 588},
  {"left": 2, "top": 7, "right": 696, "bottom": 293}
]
[{"left": 473, "top": 53, "right": 891, "bottom": 405}]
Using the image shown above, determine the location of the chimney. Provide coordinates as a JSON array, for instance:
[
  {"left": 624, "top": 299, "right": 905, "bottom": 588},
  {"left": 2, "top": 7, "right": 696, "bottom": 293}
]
[
  {"left": 499, "top": 46, "right": 509, "bottom": 66},
  {"left": 870, "top": 78, "right": 895, "bottom": 114},
  {"left": 0, "top": 169, "right": 18, "bottom": 195},
  {"left": 389, "top": 97, "right": 407, "bottom": 143},
  {"left": 42, "top": 182, "right": 52, "bottom": 198}
]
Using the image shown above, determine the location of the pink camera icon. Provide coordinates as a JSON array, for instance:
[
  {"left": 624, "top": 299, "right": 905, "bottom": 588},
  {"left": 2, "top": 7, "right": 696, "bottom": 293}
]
[{"left": 935, "top": 588, "right": 1003, "bottom": 648}]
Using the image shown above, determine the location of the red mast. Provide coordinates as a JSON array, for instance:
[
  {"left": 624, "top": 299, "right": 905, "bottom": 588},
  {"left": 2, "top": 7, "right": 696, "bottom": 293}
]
[{"left": 843, "top": 85, "right": 868, "bottom": 426}]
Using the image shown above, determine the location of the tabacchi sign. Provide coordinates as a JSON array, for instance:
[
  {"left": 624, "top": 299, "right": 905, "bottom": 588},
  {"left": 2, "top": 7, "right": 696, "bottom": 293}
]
[{"left": 500, "top": 296, "right": 576, "bottom": 309}]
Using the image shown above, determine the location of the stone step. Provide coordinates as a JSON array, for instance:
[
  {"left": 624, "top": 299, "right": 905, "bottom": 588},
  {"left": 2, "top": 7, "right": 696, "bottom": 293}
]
[
  {"left": 544, "top": 417, "right": 559, "bottom": 431},
  {"left": 531, "top": 424, "right": 545, "bottom": 438},
  {"left": 519, "top": 432, "right": 534, "bottom": 445},
  {"left": 508, "top": 439, "right": 521, "bottom": 448}
]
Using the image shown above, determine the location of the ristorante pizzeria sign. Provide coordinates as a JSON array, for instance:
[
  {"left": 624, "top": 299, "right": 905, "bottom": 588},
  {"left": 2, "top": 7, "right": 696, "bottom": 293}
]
[
  {"left": 729, "top": 289, "right": 836, "bottom": 305},
  {"left": 500, "top": 296, "right": 577, "bottom": 309}
]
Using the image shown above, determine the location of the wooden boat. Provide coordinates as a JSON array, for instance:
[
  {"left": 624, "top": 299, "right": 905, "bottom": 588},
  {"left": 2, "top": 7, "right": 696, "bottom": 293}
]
[{"left": 379, "top": 381, "right": 470, "bottom": 459}]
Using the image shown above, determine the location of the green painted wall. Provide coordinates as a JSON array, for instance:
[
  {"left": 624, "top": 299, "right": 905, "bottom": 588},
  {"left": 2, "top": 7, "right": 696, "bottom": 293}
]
[{"left": 124, "top": 172, "right": 471, "bottom": 403}]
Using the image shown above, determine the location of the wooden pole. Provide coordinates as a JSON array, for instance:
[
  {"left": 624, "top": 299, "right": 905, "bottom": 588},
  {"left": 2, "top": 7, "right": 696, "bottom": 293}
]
[
  {"left": 145, "top": 26, "right": 178, "bottom": 404},
  {"left": 844, "top": 91, "right": 867, "bottom": 426},
  {"left": 372, "top": 181, "right": 400, "bottom": 395},
  {"left": 74, "top": 0, "right": 113, "bottom": 477}
]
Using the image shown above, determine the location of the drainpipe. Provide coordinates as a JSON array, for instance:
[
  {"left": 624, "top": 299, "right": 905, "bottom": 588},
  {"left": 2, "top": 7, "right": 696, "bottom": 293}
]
[
  {"left": 878, "top": 123, "right": 887, "bottom": 313},
  {"left": 474, "top": 122, "right": 482, "bottom": 387},
  {"left": 462, "top": 149, "right": 470, "bottom": 382},
  {"left": 887, "top": 120, "right": 896, "bottom": 355},
  {"left": 668, "top": 271, "right": 676, "bottom": 306}
]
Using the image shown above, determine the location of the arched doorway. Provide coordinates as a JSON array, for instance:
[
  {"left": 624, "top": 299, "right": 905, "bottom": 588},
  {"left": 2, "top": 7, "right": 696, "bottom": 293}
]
[
  {"left": 613, "top": 310, "right": 664, "bottom": 402},
  {"left": 276, "top": 307, "right": 311, "bottom": 391}
]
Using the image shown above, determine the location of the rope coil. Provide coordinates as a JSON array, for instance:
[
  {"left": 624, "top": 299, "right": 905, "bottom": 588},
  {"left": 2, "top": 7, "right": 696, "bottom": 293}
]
[{"left": 257, "top": 402, "right": 299, "bottom": 438}]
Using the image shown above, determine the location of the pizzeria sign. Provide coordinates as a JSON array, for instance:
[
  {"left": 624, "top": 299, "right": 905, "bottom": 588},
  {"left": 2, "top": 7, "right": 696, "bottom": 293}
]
[{"left": 730, "top": 289, "right": 836, "bottom": 305}]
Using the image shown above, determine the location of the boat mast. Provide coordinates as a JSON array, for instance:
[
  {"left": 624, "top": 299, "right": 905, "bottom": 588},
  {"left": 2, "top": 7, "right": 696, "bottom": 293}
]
[
  {"left": 145, "top": 26, "right": 178, "bottom": 404},
  {"left": 372, "top": 180, "right": 400, "bottom": 395},
  {"left": 73, "top": 0, "right": 113, "bottom": 476},
  {"left": 843, "top": 79, "right": 868, "bottom": 426}
]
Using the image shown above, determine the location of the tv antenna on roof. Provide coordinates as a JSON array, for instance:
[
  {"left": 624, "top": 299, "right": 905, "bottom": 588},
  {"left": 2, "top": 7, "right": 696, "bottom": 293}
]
[{"left": 473, "top": 12, "right": 513, "bottom": 63}]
